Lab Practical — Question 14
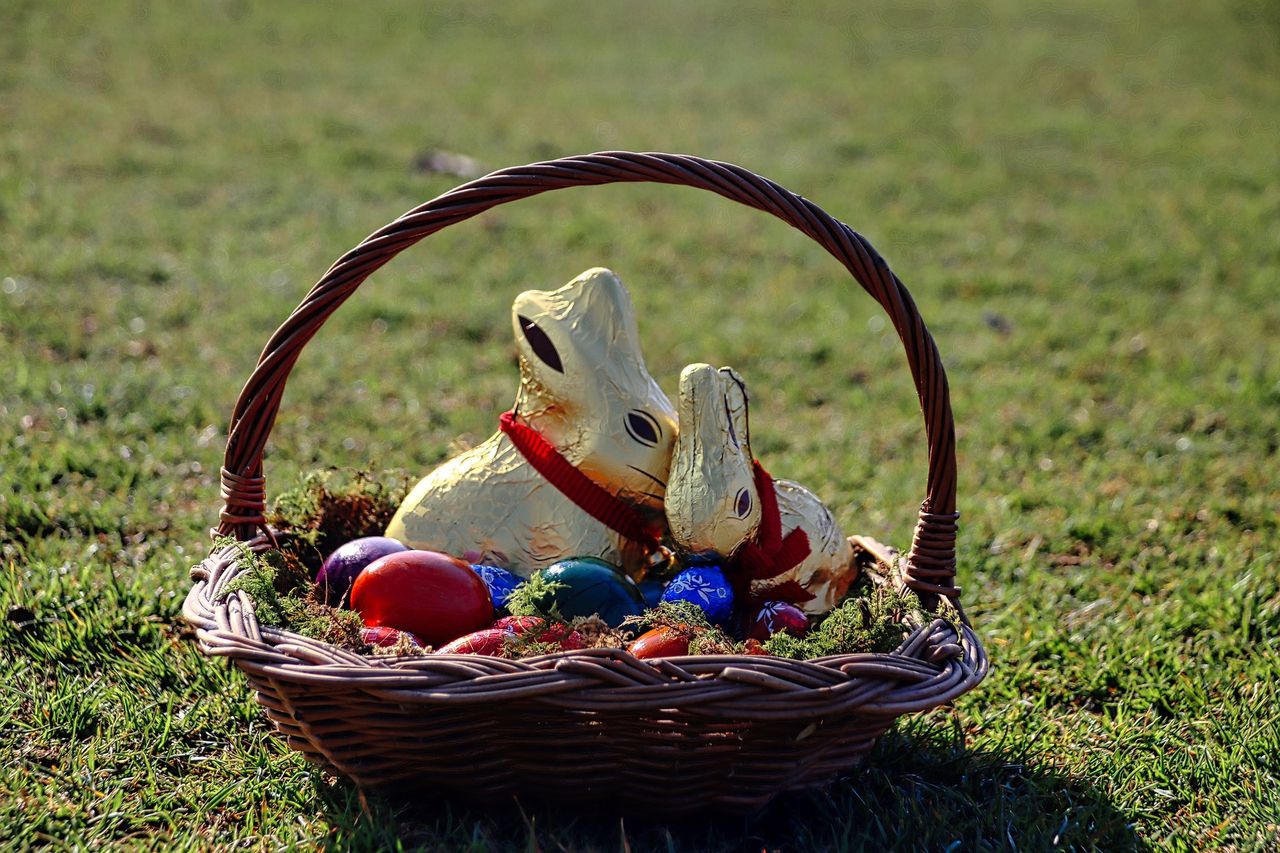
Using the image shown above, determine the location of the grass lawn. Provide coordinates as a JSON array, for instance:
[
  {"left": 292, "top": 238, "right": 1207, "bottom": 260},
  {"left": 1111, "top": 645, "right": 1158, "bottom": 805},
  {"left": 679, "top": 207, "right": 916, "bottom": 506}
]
[{"left": 3, "top": 0, "right": 1278, "bottom": 849}]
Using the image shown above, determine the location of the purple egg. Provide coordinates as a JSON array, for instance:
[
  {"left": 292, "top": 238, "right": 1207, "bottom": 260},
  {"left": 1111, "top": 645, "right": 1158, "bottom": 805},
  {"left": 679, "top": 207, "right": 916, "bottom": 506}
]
[
  {"left": 316, "top": 536, "right": 408, "bottom": 606},
  {"left": 748, "top": 601, "right": 809, "bottom": 641}
]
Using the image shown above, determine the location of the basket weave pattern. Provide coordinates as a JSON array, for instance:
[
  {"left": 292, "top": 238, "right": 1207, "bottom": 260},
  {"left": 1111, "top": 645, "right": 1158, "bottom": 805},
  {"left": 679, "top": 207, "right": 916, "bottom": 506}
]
[{"left": 183, "top": 152, "right": 987, "bottom": 812}]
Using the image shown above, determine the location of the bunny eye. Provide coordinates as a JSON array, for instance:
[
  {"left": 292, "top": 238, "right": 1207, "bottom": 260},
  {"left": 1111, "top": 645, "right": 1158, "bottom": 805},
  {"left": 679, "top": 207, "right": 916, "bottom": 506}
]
[
  {"left": 735, "top": 488, "right": 752, "bottom": 518},
  {"left": 625, "top": 410, "right": 661, "bottom": 447},
  {"left": 518, "top": 315, "right": 563, "bottom": 373},
  {"left": 724, "top": 398, "right": 739, "bottom": 448}
]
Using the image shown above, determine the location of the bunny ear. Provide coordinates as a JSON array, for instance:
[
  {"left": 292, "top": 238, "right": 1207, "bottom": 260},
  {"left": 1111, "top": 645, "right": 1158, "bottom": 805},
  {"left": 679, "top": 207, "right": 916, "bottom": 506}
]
[
  {"left": 512, "top": 268, "right": 648, "bottom": 398},
  {"left": 718, "top": 367, "right": 752, "bottom": 460}
]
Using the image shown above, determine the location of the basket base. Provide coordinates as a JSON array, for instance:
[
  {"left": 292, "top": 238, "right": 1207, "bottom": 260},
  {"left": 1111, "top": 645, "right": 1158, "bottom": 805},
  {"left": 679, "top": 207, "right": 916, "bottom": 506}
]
[{"left": 253, "top": 678, "right": 896, "bottom": 814}]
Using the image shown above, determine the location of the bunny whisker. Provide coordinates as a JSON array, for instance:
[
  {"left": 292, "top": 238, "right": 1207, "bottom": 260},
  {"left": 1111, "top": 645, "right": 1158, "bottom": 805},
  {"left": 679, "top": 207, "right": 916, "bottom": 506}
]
[{"left": 627, "top": 465, "right": 668, "bottom": 490}]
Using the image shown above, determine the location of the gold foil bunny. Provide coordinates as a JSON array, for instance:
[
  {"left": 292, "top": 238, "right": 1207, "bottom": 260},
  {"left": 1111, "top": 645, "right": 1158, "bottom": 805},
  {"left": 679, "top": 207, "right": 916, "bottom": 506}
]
[
  {"left": 664, "top": 363, "right": 857, "bottom": 614},
  {"left": 386, "top": 268, "right": 677, "bottom": 576}
]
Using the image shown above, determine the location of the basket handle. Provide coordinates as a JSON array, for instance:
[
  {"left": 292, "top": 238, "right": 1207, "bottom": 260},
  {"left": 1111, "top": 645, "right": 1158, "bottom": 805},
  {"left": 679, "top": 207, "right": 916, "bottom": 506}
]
[{"left": 216, "top": 152, "right": 961, "bottom": 601}]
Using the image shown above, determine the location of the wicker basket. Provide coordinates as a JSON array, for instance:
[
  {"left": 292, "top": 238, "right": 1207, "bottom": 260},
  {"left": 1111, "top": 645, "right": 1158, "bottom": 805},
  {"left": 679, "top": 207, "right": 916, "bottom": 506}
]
[{"left": 183, "top": 152, "right": 987, "bottom": 814}]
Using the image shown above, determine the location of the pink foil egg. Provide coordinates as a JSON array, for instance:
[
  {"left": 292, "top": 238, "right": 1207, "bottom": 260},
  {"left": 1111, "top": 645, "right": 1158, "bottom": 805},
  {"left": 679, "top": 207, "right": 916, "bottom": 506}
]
[
  {"left": 361, "top": 626, "right": 424, "bottom": 649},
  {"left": 747, "top": 601, "right": 809, "bottom": 641}
]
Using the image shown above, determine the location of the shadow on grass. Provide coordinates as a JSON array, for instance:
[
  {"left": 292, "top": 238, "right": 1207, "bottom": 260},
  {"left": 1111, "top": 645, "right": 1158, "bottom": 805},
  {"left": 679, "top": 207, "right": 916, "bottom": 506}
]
[{"left": 306, "top": 715, "right": 1143, "bottom": 852}]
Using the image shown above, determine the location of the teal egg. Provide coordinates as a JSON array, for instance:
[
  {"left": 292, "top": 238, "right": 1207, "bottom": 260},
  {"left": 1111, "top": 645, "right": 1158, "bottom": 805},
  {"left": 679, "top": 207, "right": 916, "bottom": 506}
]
[{"left": 538, "top": 557, "right": 645, "bottom": 628}]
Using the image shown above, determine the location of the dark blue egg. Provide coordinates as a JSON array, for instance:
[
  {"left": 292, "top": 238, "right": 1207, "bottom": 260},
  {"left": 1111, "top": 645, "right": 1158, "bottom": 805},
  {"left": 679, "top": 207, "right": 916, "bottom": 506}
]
[
  {"left": 469, "top": 564, "right": 523, "bottom": 612},
  {"left": 660, "top": 565, "right": 734, "bottom": 625},
  {"left": 538, "top": 557, "right": 645, "bottom": 628},
  {"left": 637, "top": 578, "right": 667, "bottom": 610}
]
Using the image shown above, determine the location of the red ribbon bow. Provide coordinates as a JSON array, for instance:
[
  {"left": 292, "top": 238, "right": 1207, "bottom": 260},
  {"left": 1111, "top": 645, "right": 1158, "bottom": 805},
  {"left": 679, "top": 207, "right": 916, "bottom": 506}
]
[{"left": 730, "top": 461, "right": 815, "bottom": 608}]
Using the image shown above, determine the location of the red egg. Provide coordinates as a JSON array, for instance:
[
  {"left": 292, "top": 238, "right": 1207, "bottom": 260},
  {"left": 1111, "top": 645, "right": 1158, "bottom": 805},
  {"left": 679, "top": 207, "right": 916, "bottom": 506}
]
[
  {"left": 437, "top": 618, "right": 585, "bottom": 655},
  {"left": 492, "top": 615, "right": 585, "bottom": 650},
  {"left": 361, "top": 626, "right": 423, "bottom": 649},
  {"left": 627, "top": 625, "right": 691, "bottom": 659},
  {"left": 437, "top": 628, "right": 507, "bottom": 656},
  {"left": 492, "top": 615, "right": 543, "bottom": 633},
  {"left": 748, "top": 601, "right": 809, "bottom": 641},
  {"left": 350, "top": 549, "right": 493, "bottom": 646}
]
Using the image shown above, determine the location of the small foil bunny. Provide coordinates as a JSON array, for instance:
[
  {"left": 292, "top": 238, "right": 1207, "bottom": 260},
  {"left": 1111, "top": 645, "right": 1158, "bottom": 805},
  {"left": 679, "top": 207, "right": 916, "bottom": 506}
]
[
  {"left": 664, "top": 363, "right": 857, "bottom": 614},
  {"left": 386, "top": 268, "right": 677, "bottom": 576}
]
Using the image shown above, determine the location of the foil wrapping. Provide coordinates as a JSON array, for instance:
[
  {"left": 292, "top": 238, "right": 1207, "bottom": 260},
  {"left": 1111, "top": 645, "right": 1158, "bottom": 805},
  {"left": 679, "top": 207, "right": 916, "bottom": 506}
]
[
  {"left": 386, "top": 268, "right": 676, "bottom": 578},
  {"left": 665, "top": 364, "right": 761, "bottom": 555},
  {"left": 754, "top": 478, "right": 856, "bottom": 614},
  {"left": 664, "top": 363, "right": 857, "bottom": 615}
]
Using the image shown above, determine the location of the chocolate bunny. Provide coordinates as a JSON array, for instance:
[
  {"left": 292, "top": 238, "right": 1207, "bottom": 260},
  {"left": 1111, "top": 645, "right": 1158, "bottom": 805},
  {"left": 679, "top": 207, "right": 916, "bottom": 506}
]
[
  {"left": 664, "top": 363, "right": 857, "bottom": 613},
  {"left": 386, "top": 268, "right": 677, "bottom": 576}
]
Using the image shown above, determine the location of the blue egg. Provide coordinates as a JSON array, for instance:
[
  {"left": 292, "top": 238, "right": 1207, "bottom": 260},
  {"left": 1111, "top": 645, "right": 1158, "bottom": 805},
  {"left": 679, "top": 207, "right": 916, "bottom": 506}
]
[
  {"left": 660, "top": 565, "right": 735, "bottom": 625},
  {"left": 637, "top": 578, "right": 667, "bottom": 610},
  {"left": 469, "top": 564, "right": 523, "bottom": 612}
]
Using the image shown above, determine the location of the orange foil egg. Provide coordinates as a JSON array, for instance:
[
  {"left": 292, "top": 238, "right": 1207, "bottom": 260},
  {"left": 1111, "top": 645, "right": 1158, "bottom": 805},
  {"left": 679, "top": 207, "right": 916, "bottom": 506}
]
[{"left": 627, "top": 625, "right": 692, "bottom": 659}]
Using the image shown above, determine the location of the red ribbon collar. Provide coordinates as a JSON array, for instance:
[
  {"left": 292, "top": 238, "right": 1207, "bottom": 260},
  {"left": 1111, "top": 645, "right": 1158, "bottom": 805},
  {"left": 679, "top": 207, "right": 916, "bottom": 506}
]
[
  {"left": 499, "top": 412, "right": 812, "bottom": 607},
  {"left": 498, "top": 411, "right": 665, "bottom": 552},
  {"left": 732, "top": 461, "right": 815, "bottom": 607}
]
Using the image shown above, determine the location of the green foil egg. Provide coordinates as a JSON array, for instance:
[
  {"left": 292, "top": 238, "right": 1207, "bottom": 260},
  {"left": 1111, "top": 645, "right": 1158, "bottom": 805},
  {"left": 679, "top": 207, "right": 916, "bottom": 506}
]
[{"left": 537, "top": 557, "right": 645, "bottom": 628}]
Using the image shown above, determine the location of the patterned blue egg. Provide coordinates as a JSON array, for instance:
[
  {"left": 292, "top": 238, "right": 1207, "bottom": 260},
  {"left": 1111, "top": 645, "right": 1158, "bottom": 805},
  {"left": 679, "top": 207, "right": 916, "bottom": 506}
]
[
  {"left": 469, "top": 564, "right": 523, "bottom": 612},
  {"left": 660, "top": 565, "right": 734, "bottom": 625}
]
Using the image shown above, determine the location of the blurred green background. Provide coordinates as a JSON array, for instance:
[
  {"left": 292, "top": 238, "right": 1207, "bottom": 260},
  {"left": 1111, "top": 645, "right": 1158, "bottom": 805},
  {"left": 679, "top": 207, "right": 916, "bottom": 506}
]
[{"left": 2, "top": 1, "right": 1278, "bottom": 849}]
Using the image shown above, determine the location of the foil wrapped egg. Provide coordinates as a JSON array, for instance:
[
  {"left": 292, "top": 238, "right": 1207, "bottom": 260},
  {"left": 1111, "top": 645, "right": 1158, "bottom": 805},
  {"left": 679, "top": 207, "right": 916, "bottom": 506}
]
[
  {"left": 436, "top": 627, "right": 507, "bottom": 656},
  {"left": 470, "top": 564, "right": 523, "bottom": 612},
  {"left": 659, "top": 564, "right": 734, "bottom": 625},
  {"left": 361, "top": 625, "right": 424, "bottom": 649},
  {"left": 493, "top": 615, "right": 586, "bottom": 650},
  {"left": 748, "top": 600, "right": 809, "bottom": 641}
]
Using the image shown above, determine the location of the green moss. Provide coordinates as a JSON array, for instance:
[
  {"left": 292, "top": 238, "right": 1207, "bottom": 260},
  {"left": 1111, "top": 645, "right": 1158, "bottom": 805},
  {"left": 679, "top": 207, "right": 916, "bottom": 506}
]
[
  {"left": 217, "top": 540, "right": 289, "bottom": 626},
  {"left": 763, "top": 584, "right": 922, "bottom": 659},
  {"left": 278, "top": 597, "right": 366, "bottom": 648},
  {"left": 623, "top": 600, "right": 746, "bottom": 654},
  {"left": 504, "top": 571, "right": 569, "bottom": 622},
  {"left": 626, "top": 599, "right": 712, "bottom": 632},
  {"left": 268, "top": 468, "right": 413, "bottom": 573},
  {"left": 216, "top": 537, "right": 364, "bottom": 649}
]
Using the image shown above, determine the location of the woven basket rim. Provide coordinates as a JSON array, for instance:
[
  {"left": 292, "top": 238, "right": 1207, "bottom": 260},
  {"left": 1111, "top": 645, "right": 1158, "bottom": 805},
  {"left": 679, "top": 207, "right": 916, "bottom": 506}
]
[{"left": 184, "top": 534, "right": 987, "bottom": 720}]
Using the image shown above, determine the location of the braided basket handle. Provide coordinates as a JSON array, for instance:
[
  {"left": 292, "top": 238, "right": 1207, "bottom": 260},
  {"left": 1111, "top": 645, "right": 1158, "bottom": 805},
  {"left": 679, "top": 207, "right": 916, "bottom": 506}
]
[{"left": 217, "top": 152, "right": 961, "bottom": 601}]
